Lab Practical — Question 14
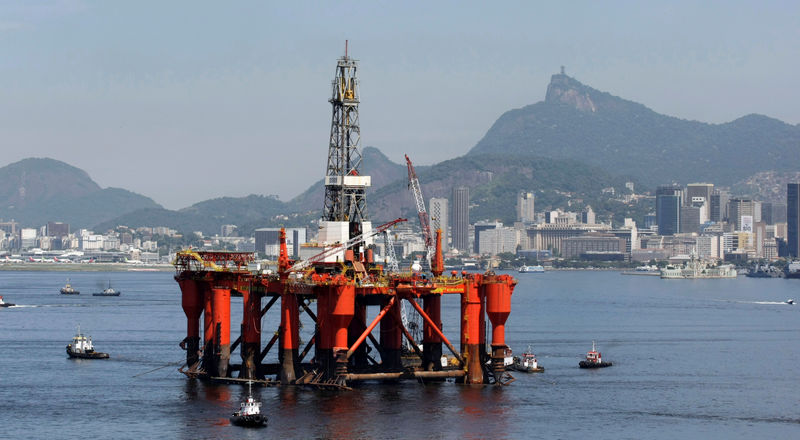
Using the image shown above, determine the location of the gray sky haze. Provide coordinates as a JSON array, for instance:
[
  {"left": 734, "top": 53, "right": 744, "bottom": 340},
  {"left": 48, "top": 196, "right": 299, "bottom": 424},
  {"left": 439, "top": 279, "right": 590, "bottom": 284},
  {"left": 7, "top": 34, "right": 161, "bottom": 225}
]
[{"left": 1, "top": 1, "right": 798, "bottom": 209}]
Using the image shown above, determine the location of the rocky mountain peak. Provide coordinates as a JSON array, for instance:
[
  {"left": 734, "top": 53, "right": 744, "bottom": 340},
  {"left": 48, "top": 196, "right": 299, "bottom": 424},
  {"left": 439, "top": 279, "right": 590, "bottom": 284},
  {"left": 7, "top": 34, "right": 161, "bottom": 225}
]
[{"left": 545, "top": 70, "right": 597, "bottom": 113}]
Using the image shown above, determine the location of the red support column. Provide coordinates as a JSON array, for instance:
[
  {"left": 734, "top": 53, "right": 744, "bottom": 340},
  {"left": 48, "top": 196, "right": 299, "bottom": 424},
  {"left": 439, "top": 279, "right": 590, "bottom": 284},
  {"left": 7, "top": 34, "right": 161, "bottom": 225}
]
[
  {"left": 422, "top": 294, "right": 443, "bottom": 371},
  {"left": 330, "top": 279, "right": 355, "bottom": 376},
  {"left": 211, "top": 287, "right": 231, "bottom": 377},
  {"left": 484, "top": 274, "right": 514, "bottom": 380},
  {"left": 461, "top": 275, "right": 483, "bottom": 383},
  {"left": 178, "top": 278, "right": 203, "bottom": 369},
  {"left": 279, "top": 290, "right": 299, "bottom": 383},
  {"left": 240, "top": 283, "right": 261, "bottom": 380},
  {"left": 200, "top": 281, "right": 214, "bottom": 374},
  {"left": 315, "top": 284, "right": 332, "bottom": 376},
  {"left": 380, "top": 296, "right": 403, "bottom": 370}
]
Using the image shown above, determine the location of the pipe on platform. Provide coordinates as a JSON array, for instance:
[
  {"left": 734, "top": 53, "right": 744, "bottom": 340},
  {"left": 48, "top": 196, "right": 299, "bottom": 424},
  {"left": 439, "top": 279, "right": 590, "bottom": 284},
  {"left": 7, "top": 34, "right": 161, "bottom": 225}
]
[
  {"left": 343, "top": 370, "right": 466, "bottom": 381},
  {"left": 408, "top": 297, "right": 464, "bottom": 366},
  {"left": 346, "top": 296, "right": 395, "bottom": 360}
]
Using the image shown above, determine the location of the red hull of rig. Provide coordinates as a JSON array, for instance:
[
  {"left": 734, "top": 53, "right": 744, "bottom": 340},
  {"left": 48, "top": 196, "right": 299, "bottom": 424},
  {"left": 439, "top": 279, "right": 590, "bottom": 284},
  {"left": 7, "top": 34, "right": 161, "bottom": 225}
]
[{"left": 174, "top": 231, "right": 517, "bottom": 387}]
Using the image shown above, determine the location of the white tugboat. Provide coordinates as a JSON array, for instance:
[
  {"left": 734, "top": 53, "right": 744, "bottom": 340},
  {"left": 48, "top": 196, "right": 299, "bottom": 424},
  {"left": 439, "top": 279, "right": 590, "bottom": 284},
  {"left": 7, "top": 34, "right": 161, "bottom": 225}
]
[
  {"left": 230, "top": 382, "right": 267, "bottom": 427},
  {"left": 93, "top": 281, "right": 120, "bottom": 296},
  {"left": 512, "top": 345, "right": 544, "bottom": 373},
  {"left": 66, "top": 325, "right": 109, "bottom": 359},
  {"left": 579, "top": 341, "right": 612, "bottom": 369}
]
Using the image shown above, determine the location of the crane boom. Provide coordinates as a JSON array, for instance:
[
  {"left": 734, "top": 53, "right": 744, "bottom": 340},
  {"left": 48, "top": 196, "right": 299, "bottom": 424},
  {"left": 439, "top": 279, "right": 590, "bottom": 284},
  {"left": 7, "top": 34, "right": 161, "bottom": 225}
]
[
  {"left": 288, "top": 218, "right": 407, "bottom": 273},
  {"left": 405, "top": 154, "right": 434, "bottom": 269}
]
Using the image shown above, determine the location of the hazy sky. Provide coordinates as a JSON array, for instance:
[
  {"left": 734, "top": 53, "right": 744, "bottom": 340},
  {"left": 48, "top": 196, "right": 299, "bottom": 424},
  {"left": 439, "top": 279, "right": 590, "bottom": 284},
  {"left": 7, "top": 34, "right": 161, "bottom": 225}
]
[{"left": 1, "top": 1, "right": 798, "bottom": 209}]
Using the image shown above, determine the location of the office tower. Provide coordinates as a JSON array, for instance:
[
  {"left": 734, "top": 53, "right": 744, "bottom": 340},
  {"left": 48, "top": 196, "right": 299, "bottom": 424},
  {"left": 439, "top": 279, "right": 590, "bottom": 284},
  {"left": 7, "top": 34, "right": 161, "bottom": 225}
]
[
  {"left": 710, "top": 189, "right": 729, "bottom": 222},
  {"left": 581, "top": 206, "right": 596, "bottom": 224},
  {"left": 452, "top": 186, "right": 470, "bottom": 252},
  {"left": 516, "top": 192, "right": 535, "bottom": 223},
  {"left": 429, "top": 197, "right": 449, "bottom": 252},
  {"left": 686, "top": 183, "right": 713, "bottom": 219},
  {"left": 729, "top": 198, "right": 755, "bottom": 231},
  {"left": 656, "top": 185, "right": 682, "bottom": 236},
  {"left": 788, "top": 183, "right": 799, "bottom": 258}
]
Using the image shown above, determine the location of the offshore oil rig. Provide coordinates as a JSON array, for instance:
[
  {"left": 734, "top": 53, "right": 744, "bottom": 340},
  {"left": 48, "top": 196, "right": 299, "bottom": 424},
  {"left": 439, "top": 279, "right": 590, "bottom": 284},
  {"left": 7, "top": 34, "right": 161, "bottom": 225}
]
[{"left": 174, "top": 44, "right": 517, "bottom": 388}]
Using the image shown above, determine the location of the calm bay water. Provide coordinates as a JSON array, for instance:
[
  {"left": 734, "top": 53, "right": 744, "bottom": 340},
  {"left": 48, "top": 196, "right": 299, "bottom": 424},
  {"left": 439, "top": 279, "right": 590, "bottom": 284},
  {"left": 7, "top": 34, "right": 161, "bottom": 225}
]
[{"left": 1, "top": 270, "right": 798, "bottom": 439}]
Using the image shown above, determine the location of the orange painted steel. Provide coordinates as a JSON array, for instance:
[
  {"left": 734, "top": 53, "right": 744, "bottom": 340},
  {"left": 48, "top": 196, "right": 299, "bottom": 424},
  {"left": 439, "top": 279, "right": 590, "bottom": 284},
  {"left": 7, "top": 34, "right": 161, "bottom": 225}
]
[
  {"left": 346, "top": 296, "right": 395, "bottom": 359},
  {"left": 407, "top": 297, "right": 464, "bottom": 366},
  {"left": 484, "top": 275, "right": 514, "bottom": 347},
  {"left": 240, "top": 284, "right": 261, "bottom": 380},
  {"left": 178, "top": 279, "right": 202, "bottom": 368}
]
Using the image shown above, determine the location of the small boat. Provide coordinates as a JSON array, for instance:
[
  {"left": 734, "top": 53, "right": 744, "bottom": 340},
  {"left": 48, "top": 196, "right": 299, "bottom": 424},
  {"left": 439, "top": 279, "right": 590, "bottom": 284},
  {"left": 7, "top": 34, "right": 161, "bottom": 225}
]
[
  {"left": 66, "top": 325, "right": 109, "bottom": 359},
  {"left": 787, "top": 299, "right": 795, "bottom": 305},
  {"left": 60, "top": 278, "right": 80, "bottom": 295},
  {"left": 511, "top": 345, "right": 544, "bottom": 373},
  {"left": 230, "top": 382, "right": 267, "bottom": 427},
  {"left": 518, "top": 265, "right": 545, "bottom": 273},
  {"left": 579, "top": 341, "right": 612, "bottom": 368},
  {"left": 93, "top": 281, "right": 120, "bottom": 297},
  {"left": 0, "top": 295, "right": 15, "bottom": 307}
]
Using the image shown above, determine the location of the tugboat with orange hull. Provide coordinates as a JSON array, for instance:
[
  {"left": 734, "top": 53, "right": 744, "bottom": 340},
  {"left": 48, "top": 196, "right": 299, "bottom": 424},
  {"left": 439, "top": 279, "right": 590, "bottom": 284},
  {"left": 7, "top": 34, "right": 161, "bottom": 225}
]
[
  {"left": 66, "top": 325, "right": 109, "bottom": 359},
  {"left": 229, "top": 382, "right": 267, "bottom": 427},
  {"left": 579, "top": 341, "right": 612, "bottom": 368}
]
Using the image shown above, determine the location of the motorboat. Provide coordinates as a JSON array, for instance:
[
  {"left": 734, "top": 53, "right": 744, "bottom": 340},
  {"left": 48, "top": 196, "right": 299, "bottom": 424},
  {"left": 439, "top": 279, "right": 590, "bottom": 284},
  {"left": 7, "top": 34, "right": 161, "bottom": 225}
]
[
  {"left": 0, "top": 295, "right": 14, "bottom": 307},
  {"left": 579, "top": 341, "right": 612, "bottom": 368},
  {"left": 66, "top": 325, "right": 109, "bottom": 359},
  {"left": 786, "top": 299, "right": 794, "bottom": 305},
  {"left": 230, "top": 382, "right": 267, "bottom": 427}
]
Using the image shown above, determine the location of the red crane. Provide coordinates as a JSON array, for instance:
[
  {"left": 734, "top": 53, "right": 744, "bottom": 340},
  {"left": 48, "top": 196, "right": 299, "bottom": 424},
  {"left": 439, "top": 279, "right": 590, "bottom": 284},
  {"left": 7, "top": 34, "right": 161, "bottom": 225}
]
[{"left": 405, "top": 154, "right": 434, "bottom": 269}]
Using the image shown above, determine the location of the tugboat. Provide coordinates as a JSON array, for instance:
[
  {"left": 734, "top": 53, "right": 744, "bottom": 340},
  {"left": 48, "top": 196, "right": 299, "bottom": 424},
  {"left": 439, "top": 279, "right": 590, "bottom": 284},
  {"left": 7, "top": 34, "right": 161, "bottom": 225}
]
[
  {"left": 92, "top": 281, "right": 120, "bottom": 296},
  {"left": 512, "top": 345, "right": 544, "bottom": 373},
  {"left": 66, "top": 325, "right": 109, "bottom": 359},
  {"left": 0, "top": 295, "right": 15, "bottom": 307},
  {"left": 60, "top": 278, "right": 80, "bottom": 295},
  {"left": 579, "top": 341, "right": 612, "bottom": 368},
  {"left": 229, "top": 382, "right": 267, "bottom": 427}
]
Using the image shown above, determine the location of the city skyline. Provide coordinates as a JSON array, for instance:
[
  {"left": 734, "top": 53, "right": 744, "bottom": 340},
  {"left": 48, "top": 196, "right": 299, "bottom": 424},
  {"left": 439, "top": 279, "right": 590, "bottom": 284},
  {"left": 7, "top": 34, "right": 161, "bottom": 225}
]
[{"left": 1, "top": 1, "right": 799, "bottom": 209}]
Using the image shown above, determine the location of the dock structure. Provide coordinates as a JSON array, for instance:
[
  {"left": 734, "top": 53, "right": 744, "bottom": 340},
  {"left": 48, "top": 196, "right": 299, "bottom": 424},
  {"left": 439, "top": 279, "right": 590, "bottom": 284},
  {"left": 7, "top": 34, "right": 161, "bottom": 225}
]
[
  {"left": 174, "top": 44, "right": 517, "bottom": 387},
  {"left": 174, "top": 230, "right": 516, "bottom": 387}
]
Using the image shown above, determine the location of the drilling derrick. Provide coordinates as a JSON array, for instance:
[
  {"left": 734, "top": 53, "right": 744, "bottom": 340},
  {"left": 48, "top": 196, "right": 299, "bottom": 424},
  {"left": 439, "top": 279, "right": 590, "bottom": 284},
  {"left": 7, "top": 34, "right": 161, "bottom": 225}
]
[{"left": 321, "top": 41, "right": 371, "bottom": 254}]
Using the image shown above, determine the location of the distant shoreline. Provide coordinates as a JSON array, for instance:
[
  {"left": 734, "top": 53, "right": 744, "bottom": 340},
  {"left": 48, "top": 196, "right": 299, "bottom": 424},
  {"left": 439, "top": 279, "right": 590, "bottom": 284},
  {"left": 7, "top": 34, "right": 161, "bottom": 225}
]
[{"left": 0, "top": 263, "right": 174, "bottom": 272}]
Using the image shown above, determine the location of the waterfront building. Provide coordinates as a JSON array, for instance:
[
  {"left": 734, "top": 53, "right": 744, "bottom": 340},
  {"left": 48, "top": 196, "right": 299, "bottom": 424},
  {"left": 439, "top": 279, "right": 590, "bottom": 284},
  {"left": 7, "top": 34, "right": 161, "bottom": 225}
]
[
  {"left": 696, "top": 234, "right": 722, "bottom": 260},
  {"left": 656, "top": 185, "right": 683, "bottom": 236},
  {"left": 562, "top": 233, "right": 626, "bottom": 260},
  {"left": 429, "top": 197, "right": 449, "bottom": 252},
  {"left": 477, "top": 226, "right": 518, "bottom": 256},
  {"left": 474, "top": 221, "right": 502, "bottom": 254},
  {"left": 516, "top": 192, "right": 535, "bottom": 223},
  {"left": 255, "top": 228, "right": 307, "bottom": 258},
  {"left": 525, "top": 223, "right": 612, "bottom": 256},
  {"left": 788, "top": 183, "right": 800, "bottom": 258},
  {"left": 451, "top": 186, "right": 469, "bottom": 252}
]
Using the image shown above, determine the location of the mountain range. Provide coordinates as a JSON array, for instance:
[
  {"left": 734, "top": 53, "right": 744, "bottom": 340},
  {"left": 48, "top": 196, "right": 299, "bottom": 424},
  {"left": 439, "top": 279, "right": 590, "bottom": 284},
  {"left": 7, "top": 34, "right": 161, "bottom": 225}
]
[{"left": 2, "top": 73, "right": 798, "bottom": 234}]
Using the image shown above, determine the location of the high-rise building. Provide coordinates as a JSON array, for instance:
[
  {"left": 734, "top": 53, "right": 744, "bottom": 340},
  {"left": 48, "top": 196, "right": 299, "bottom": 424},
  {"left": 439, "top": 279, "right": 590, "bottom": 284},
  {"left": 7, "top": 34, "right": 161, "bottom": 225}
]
[
  {"left": 729, "top": 198, "right": 755, "bottom": 231},
  {"left": 473, "top": 221, "right": 501, "bottom": 254},
  {"left": 686, "top": 183, "right": 713, "bottom": 219},
  {"left": 710, "top": 189, "right": 729, "bottom": 223},
  {"left": 254, "top": 228, "right": 307, "bottom": 258},
  {"left": 451, "top": 186, "right": 470, "bottom": 252},
  {"left": 429, "top": 197, "right": 449, "bottom": 252},
  {"left": 46, "top": 222, "right": 70, "bottom": 237},
  {"left": 516, "top": 192, "right": 535, "bottom": 223},
  {"left": 762, "top": 202, "right": 787, "bottom": 225},
  {"left": 656, "top": 185, "right": 682, "bottom": 236},
  {"left": 788, "top": 183, "right": 800, "bottom": 258},
  {"left": 581, "top": 206, "right": 596, "bottom": 225}
]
